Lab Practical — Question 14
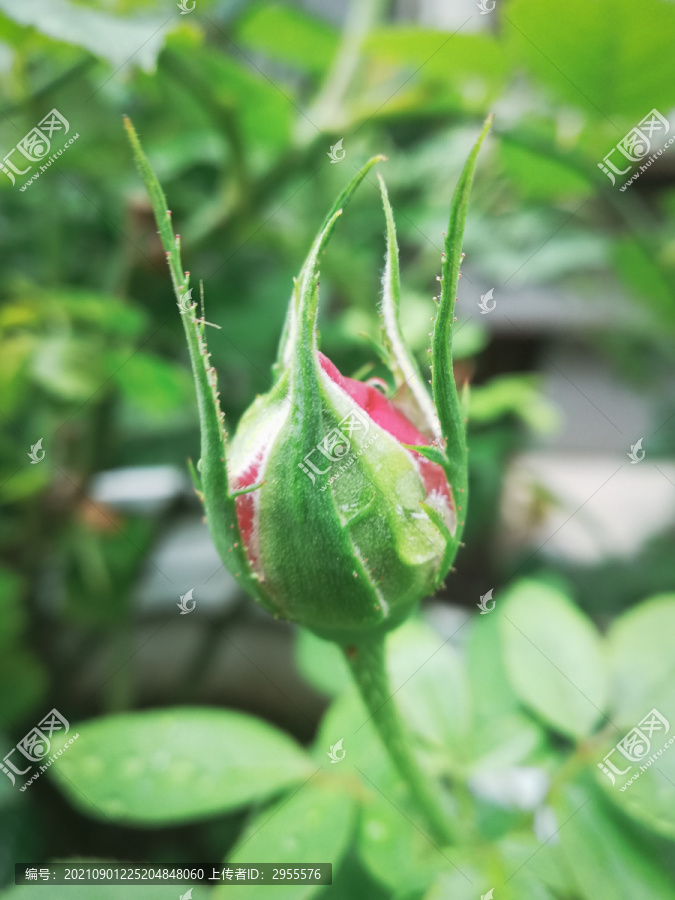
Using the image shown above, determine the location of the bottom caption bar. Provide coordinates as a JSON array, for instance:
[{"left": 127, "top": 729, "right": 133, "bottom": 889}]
[{"left": 16, "top": 864, "right": 332, "bottom": 885}]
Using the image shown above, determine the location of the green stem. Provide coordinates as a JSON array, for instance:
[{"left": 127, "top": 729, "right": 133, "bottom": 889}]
[{"left": 343, "top": 636, "right": 453, "bottom": 845}]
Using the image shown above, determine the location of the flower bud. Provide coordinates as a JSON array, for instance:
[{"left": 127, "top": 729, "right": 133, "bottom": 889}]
[{"left": 125, "top": 116, "right": 492, "bottom": 645}]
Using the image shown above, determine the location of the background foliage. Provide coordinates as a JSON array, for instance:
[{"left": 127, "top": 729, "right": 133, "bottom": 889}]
[{"left": 1, "top": 0, "right": 674, "bottom": 897}]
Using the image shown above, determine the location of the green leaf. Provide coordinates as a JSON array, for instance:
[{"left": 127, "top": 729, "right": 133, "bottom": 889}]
[
  {"left": 364, "top": 30, "right": 509, "bottom": 114},
  {"left": 0, "top": 567, "right": 25, "bottom": 653},
  {"left": 606, "top": 594, "right": 675, "bottom": 726},
  {"left": 503, "top": 0, "right": 675, "bottom": 120},
  {"left": 357, "top": 784, "right": 449, "bottom": 893},
  {"left": 236, "top": 3, "right": 339, "bottom": 74},
  {"left": 110, "top": 352, "right": 191, "bottom": 415},
  {"left": 49, "top": 708, "right": 313, "bottom": 825},
  {"left": 499, "top": 139, "right": 593, "bottom": 201},
  {"left": 31, "top": 335, "right": 105, "bottom": 402},
  {"left": 214, "top": 780, "right": 355, "bottom": 899},
  {"left": 595, "top": 725, "right": 675, "bottom": 840},
  {"left": 557, "top": 780, "right": 675, "bottom": 898},
  {"left": 469, "top": 375, "right": 560, "bottom": 433},
  {"left": 0, "top": 649, "right": 46, "bottom": 724},
  {"left": 295, "top": 629, "right": 351, "bottom": 697},
  {"left": 500, "top": 579, "right": 608, "bottom": 739},
  {"left": 0, "top": 0, "right": 170, "bottom": 72}
]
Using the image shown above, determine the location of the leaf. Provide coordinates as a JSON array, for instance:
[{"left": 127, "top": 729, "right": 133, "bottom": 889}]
[
  {"left": 49, "top": 708, "right": 313, "bottom": 825},
  {"left": 500, "top": 579, "right": 608, "bottom": 739},
  {"left": 499, "top": 139, "right": 593, "bottom": 201},
  {"left": 31, "top": 336, "right": 105, "bottom": 402},
  {"left": 0, "top": 567, "right": 25, "bottom": 653},
  {"left": 364, "top": 30, "right": 509, "bottom": 114},
  {"left": 236, "top": 3, "right": 339, "bottom": 74},
  {"left": 214, "top": 780, "right": 355, "bottom": 899},
  {"left": 503, "top": 0, "right": 675, "bottom": 121},
  {"left": 557, "top": 780, "right": 675, "bottom": 898},
  {"left": 357, "top": 784, "right": 449, "bottom": 893},
  {"left": 0, "top": 649, "right": 46, "bottom": 724},
  {"left": 110, "top": 352, "right": 191, "bottom": 415},
  {"left": 469, "top": 375, "right": 560, "bottom": 433},
  {"left": 0, "top": 0, "right": 171, "bottom": 72},
  {"left": 606, "top": 594, "right": 675, "bottom": 726},
  {"left": 295, "top": 629, "right": 351, "bottom": 697},
  {"left": 595, "top": 725, "right": 675, "bottom": 841}
]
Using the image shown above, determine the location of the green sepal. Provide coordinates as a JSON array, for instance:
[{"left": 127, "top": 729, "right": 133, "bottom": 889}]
[
  {"left": 378, "top": 172, "right": 440, "bottom": 437},
  {"left": 401, "top": 443, "right": 449, "bottom": 469},
  {"left": 231, "top": 481, "right": 266, "bottom": 498},
  {"left": 124, "top": 117, "right": 272, "bottom": 610},
  {"left": 273, "top": 155, "right": 385, "bottom": 379},
  {"left": 186, "top": 457, "right": 202, "bottom": 493},
  {"left": 419, "top": 501, "right": 456, "bottom": 587},
  {"left": 431, "top": 115, "right": 492, "bottom": 550}
]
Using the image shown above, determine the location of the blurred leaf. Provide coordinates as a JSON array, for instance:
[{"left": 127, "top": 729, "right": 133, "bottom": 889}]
[
  {"left": 178, "top": 45, "right": 292, "bottom": 158},
  {"left": 606, "top": 593, "right": 675, "bottom": 726},
  {"left": 385, "top": 619, "right": 472, "bottom": 769},
  {"left": 295, "top": 628, "right": 351, "bottom": 697},
  {"left": 0, "top": 566, "right": 25, "bottom": 652},
  {"left": 357, "top": 783, "right": 449, "bottom": 893},
  {"left": 595, "top": 726, "right": 675, "bottom": 841},
  {"left": 612, "top": 237, "right": 675, "bottom": 330},
  {"left": 500, "top": 139, "right": 593, "bottom": 201},
  {"left": 236, "top": 3, "right": 339, "bottom": 74},
  {"left": 364, "top": 30, "right": 509, "bottom": 114},
  {"left": 0, "top": 0, "right": 171, "bottom": 71},
  {"left": 55, "top": 291, "right": 147, "bottom": 337},
  {"left": 109, "top": 351, "right": 191, "bottom": 415},
  {"left": 0, "top": 649, "right": 47, "bottom": 724},
  {"left": 215, "top": 780, "right": 355, "bottom": 900},
  {"left": 31, "top": 335, "right": 105, "bottom": 401},
  {"left": 557, "top": 780, "right": 675, "bottom": 898},
  {"left": 50, "top": 708, "right": 313, "bottom": 825},
  {"left": 500, "top": 579, "right": 608, "bottom": 739},
  {"left": 499, "top": 833, "right": 573, "bottom": 899},
  {"left": 470, "top": 375, "right": 560, "bottom": 433},
  {"left": 503, "top": 0, "right": 675, "bottom": 120},
  {"left": 0, "top": 461, "right": 51, "bottom": 504}
]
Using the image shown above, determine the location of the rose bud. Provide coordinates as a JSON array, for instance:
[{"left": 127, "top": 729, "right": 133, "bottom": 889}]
[{"left": 126, "top": 115, "right": 492, "bottom": 843}]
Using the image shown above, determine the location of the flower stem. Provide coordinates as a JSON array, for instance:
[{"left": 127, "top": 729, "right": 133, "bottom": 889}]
[{"left": 342, "top": 636, "right": 453, "bottom": 845}]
